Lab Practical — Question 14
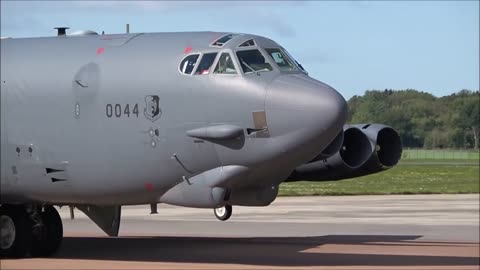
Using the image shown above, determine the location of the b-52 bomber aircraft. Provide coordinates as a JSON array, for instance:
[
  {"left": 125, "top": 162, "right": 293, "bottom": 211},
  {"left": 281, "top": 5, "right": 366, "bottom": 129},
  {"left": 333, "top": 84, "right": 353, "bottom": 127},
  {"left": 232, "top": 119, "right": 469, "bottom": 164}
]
[{"left": 0, "top": 28, "right": 402, "bottom": 257}]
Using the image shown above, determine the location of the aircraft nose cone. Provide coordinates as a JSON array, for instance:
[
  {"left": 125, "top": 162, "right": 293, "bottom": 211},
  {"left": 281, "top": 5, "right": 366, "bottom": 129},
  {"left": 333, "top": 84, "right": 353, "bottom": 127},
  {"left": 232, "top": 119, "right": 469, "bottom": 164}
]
[{"left": 265, "top": 74, "right": 348, "bottom": 140}]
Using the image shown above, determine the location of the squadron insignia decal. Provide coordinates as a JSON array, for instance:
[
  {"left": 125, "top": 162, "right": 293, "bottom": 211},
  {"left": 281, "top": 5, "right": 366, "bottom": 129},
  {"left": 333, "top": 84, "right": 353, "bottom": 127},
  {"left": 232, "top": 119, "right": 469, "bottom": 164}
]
[{"left": 144, "top": 95, "right": 162, "bottom": 122}]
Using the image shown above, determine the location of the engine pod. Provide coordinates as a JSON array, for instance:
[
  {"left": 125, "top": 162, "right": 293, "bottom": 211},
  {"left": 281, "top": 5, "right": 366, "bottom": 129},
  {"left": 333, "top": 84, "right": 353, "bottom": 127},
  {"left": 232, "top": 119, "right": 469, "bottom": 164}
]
[
  {"left": 287, "top": 126, "right": 373, "bottom": 181},
  {"left": 354, "top": 124, "right": 403, "bottom": 169}
]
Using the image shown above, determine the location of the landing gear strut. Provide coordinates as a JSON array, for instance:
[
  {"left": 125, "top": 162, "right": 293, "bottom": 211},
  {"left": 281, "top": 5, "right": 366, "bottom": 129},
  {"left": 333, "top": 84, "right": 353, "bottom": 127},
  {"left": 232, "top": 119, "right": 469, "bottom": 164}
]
[
  {"left": 214, "top": 205, "right": 232, "bottom": 221},
  {"left": 0, "top": 205, "right": 63, "bottom": 258}
]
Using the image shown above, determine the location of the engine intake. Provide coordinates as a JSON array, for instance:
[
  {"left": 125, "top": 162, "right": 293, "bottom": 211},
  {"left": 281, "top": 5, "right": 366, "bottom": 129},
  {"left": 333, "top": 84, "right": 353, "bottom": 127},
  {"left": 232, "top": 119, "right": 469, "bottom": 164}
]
[
  {"left": 354, "top": 124, "right": 402, "bottom": 170},
  {"left": 287, "top": 126, "right": 373, "bottom": 181},
  {"left": 287, "top": 124, "right": 402, "bottom": 182}
]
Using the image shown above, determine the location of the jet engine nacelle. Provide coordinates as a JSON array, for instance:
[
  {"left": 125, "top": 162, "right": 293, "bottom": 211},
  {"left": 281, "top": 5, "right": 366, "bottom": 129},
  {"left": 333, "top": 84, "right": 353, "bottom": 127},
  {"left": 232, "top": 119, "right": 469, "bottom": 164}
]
[
  {"left": 349, "top": 123, "right": 403, "bottom": 175},
  {"left": 286, "top": 124, "right": 402, "bottom": 181}
]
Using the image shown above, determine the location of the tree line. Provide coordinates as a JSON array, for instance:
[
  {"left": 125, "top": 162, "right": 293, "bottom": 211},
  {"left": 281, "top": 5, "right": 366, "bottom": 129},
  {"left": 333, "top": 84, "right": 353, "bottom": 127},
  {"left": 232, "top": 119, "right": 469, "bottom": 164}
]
[{"left": 348, "top": 89, "right": 479, "bottom": 149}]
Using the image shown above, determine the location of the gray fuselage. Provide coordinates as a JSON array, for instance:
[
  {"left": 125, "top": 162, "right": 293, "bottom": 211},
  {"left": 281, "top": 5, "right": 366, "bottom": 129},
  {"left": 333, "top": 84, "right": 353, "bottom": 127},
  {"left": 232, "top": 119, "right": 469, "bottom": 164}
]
[{"left": 0, "top": 31, "right": 347, "bottom": 206}]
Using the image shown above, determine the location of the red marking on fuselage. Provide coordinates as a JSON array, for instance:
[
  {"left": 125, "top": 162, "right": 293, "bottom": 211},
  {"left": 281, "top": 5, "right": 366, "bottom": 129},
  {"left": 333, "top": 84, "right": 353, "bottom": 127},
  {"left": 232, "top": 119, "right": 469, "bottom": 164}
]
[
  {"left": 145, "top": 183, "right": 154, "bottom": 190},
  {"left": 184, "top": 46, "right": 192, "bottom": 54},
  {"left": 96, "top": 47, "right": 105, "bottom": 55}
]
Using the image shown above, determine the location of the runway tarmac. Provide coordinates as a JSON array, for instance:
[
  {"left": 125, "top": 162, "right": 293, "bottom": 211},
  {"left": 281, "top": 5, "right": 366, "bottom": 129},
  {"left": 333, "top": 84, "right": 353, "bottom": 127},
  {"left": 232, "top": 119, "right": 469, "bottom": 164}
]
[{"left": 2, "top": 194, "right": 479, "bottom": 269}]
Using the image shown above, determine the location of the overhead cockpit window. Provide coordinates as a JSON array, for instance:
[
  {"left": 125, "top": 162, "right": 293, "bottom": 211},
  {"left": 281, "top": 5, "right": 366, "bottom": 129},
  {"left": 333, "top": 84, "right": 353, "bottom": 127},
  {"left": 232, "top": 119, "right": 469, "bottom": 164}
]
[
  {"left": 179, "top": 54, "right": 200, "bottom": 75},
  {"left": 195, "top": 52, "right": 218, "bottom": 75},
  {"left": 236, "top": 49, "right": 273, "bottom": 74},
  {"left": 264, "top": 48, "right": 297, "bottom": 71},
  {"left": 211, "top": 34, "right": 238, "bottom": 47},
  {"left": 239, "top": 39, "right": 255, "bottom": 47},
  {"left": 214, "top": 53, "right": 237, "bottom": 74}
]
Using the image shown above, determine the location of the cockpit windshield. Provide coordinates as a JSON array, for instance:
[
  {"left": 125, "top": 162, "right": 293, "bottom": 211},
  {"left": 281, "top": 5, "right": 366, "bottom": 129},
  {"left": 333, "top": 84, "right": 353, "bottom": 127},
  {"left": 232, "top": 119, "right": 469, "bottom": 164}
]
[
  {"left": 264, "top": 48, "right": 297, "bottom": 71},
  {"left": 236, "top": 49, "right": 273, "bottom": 74},
  {"left": 214, "top": 53, "right": 237, "bottom": 74}
]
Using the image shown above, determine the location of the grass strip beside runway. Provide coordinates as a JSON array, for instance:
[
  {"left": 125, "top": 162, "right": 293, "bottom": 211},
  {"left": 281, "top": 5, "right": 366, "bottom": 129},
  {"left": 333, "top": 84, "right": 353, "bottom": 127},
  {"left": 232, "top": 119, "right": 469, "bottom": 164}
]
[
  {"left": 402, "top": 149, "right": 479, "bottom": 161},
  {"left": 279, "top": 164, "right": 480, "bottom": 196}
]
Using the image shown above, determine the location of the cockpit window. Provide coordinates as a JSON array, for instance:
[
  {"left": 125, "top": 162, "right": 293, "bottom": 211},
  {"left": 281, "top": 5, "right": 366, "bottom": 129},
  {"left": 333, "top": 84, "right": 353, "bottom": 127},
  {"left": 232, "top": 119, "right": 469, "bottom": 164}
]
[
  {"left": 214, "top": 53, "right": 237, "bottom": 74},
  {"left": 195, "top": 52, "right": 218, "bottom": 75},
  {"left": 179, "top": 54, "right": 200, "bottom": 75},
  {"left": 211, "top": 34, "right": 238, "bottom": 47},
  {"left": 282, "top": 48, "right": 308, "bottom": 73},
  {"left": 236, "top": 49, "right": 273, "bottom": 74},
  {"left": 264, "top": 48, "right": 297, "bottom": 71},
  {"left": 239, "top": 39, "right": 255, "bottom": 47},
  {"left": 295, "top": 60, "right": 307, "bottom": 73}
]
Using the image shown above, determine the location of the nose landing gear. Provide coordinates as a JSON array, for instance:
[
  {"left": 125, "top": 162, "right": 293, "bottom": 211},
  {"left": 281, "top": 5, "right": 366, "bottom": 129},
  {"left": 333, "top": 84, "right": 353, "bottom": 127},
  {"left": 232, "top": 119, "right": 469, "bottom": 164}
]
[{"left": 214, "top": 205, "right": 232, "bottom": 221}]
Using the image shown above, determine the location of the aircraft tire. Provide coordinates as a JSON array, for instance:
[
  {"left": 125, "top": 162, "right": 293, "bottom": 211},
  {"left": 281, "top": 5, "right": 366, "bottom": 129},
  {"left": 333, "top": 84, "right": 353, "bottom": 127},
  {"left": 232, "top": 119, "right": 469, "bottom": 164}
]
[
  {"left": 214, "top": 205, "right": 232, "bottom": 221},
  {"left": 0, "top": 205, "right": 33, "bottom": 258},
  {"left": 31, "top": 206, "right": 63, "bottom": 257}
]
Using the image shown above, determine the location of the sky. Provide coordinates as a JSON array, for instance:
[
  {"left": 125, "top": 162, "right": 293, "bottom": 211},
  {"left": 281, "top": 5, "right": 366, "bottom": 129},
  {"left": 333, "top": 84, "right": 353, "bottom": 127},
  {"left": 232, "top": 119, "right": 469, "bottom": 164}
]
[{"left": 1, "top": 1, "right": 478, "bottom": 99}]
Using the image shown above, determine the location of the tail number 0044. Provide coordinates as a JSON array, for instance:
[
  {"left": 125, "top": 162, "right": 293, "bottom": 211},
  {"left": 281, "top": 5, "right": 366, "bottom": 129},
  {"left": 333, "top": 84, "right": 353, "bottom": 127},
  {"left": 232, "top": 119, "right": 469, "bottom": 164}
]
[{"left": 106, "top": 104, "right": 139, "bottom": 118}]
